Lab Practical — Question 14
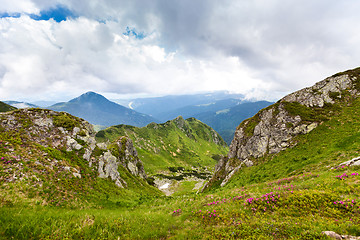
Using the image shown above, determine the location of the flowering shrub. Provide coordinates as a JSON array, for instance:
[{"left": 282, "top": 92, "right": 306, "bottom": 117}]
[
  {"left": 192, "top": 209, "right": 222, "bottom": 225},
  {"left": 172, "top": 209, "right": 182, "bottom": 216},
  {"left": 333, "top": 199, "right": 360, "bottom": 213},
  {"left": 336, "top": 172, "right": 359, "bottom": 180}
]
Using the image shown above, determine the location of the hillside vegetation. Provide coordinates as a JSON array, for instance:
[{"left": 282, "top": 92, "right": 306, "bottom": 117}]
[
  {"left": 1, "top": 68, "right": 360, "bottom": 239},
  {"left": 96, "top": 116, "right": 228, "bottom": 174},
  {"left": 96, "top": 116, "right": 229, "bottom": 195},
  {"left": 0, "top": 101, "right": 16, "bottom": 112},
  {"left": 0, "top": 109, "right": 161, "bottom": 210}
]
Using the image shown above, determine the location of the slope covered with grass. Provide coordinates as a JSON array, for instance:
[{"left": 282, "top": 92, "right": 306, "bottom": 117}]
[
  {"left": 0, "top": 109, "right": 161, "bottom": 211},
  {"left": 0, "top": 101, "right": 16, "bottom": 112},
  {"left": 2, "top": 68, "right": 360, "bottom": 239},
  {"left": 96, "top": 116, "right": 228, "bottom": 175}
]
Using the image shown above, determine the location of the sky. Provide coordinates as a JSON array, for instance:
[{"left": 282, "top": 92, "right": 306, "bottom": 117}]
[{"left": 1, "top": 0, "right": 360, "bottom": 102}]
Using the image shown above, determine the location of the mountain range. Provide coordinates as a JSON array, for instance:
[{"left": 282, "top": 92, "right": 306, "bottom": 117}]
[
  {"left": 4, "top": 101, "right": 38, "bottom": 109},
  {"left": 2, "top": 91, "right": 271, "bottom": 144},
  {"left": 114, "top": 92, "right": 272, "bottom": 144},
  {"left": 114, "top": 91, "right": 246, "bottom": 117}
]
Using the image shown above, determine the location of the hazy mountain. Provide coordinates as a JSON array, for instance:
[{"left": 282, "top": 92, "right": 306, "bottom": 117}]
[
  {"left": 48, "top": 91, "right": 157, "bottom": 127},
  {"left": 113, "top": 91, "right": 245, "bottom": 117},
  {"left": 31, "top": 100, "right": 58, "bottom": 107},
  {"left": 4, "top": 101, "right": 38, "bottom": 109},
  {"left": 193, "top": 101, "right": 274, "bottom": 144},
  {"left": 154, "top": 98, "right": 245, "bottom": 122}
]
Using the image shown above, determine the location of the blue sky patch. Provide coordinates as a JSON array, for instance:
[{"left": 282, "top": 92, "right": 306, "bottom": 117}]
[
  {"left": 30, "top": 5, "right": 77, "bottom": 22},
  {"left": 0, "top": 12, "right": 21, "bottom": 19},
  {"left": 123, "top": 27, "right": 146, "bottom": 39}
]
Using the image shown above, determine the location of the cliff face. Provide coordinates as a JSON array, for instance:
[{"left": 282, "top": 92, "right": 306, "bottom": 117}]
[
  {"left": 203, "top": 68, "right": 360, "bottom": 190},
  {"left": 0, "top": 108, "right": 147, "bottom": 189}
]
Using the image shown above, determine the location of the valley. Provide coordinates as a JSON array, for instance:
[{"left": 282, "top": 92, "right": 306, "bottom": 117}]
[{"left": 95, "top": 116, "right": 228, "bottom": 195}]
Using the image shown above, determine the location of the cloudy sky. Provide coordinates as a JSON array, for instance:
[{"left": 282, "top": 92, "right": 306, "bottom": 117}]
[{"left": 1, "top": 0, "right": 360, "bottom": 102}]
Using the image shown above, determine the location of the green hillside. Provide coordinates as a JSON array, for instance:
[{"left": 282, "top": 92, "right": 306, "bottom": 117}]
[
  {"left": 0, "top": 101, "right": 16, "bottom": 112},
  {"left": 0, "top": 109, "right": 160, "bottom": 210},
  {"left": 2, "top": 95, "right": 360, "bottom": 238},
  {"left": 2, "top": 69, "right": 360, "bottom": 239},
  {"left": 96, "top": 116, "right": 228, "bottom": 175}
]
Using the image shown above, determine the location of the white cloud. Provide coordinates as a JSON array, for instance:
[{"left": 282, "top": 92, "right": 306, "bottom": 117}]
[
  {"left": 0, "top": 15, "right": 264, "bottom": 102},
  {"left": 1, "top": 1, "right": 360, "bottom": 102},
  {"left": 0, "top": 0, "right": 39, "bottom": 14}
]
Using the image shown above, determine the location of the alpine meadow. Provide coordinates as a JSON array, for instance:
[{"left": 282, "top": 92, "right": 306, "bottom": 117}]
[
  {"left": 2, "top": 1, "right": 360, "bottom": 239},
  {"left": 1, "top": 67, "right": 360, "bottom": 239}
]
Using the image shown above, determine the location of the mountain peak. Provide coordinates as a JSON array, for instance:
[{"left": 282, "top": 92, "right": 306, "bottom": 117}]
[{"left": 70, "top": 91, "right": 108, "bottom": 103}]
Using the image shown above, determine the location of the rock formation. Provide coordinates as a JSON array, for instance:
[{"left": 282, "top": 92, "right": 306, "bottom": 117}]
[
  {"left": 0, "top": 108, "right": 147, "bottom": 188},
  {"left": 203, "top": 68, "right": 360, "bottom": 190}
]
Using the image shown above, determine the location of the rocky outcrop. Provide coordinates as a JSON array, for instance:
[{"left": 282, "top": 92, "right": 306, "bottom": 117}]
[
  {"left": 0, "top": 108, "right": 148, "bottom": 188},
  {"left": 322, "top": 231, "right": 360, "bottom": 240},
  {"left": 204, "top": 68, "right": 360, "bottom": 190},
  {"left": 98, "top": 136, "right": 147, "bottom": 188}
]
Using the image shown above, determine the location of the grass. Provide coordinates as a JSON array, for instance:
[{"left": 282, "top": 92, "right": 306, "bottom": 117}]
[
  {"left": 0, "top": 101, "right": 16, "bottom": 112},
  {"left": 1, "top": 165, "right": 359, "bottom": 239},
  {"left": 2, "top": 70, "right": 360, "bottom": 238}
]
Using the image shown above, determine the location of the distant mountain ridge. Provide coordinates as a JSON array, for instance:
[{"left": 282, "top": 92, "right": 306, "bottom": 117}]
[
  {"left": 193, "top": 101, "right": 273, "bottom": 144},
  {"left": 115, "top": 92, "right": 272, "bottom": 145},
  {"left": 114, "top": 91, "right": 246, "bottom": 117},
  {"left": 154, "top": 98, "right": 245, "bottom": 121},
  {"left": 49, "top": 91, "right": 157, "bottom": 127},
  {"left": 4, "top": 101, "right": 38, "bottom": 109}
]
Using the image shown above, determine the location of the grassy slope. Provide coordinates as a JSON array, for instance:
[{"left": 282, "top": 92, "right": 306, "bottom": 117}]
[
  {"left": 96, "top": 117, "right": 229, "bottom": 175},
  {"left": 2, "top": 81, "right": 360, "bottom": 238},
  {"left": 0, "top": 109, "right": 161, "bottom": 211},
  {"left": 0, "top": 101, "right": 16, "bottom": 112}
]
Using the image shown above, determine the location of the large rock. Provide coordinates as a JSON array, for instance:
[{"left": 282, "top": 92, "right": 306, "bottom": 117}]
[{"left": 97, "top": 136, "right": 147, "bottom": 188}]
